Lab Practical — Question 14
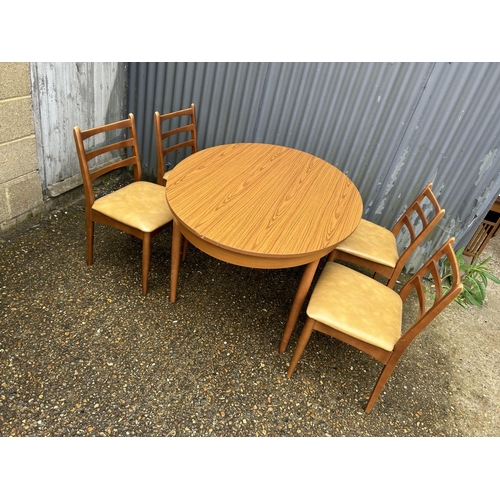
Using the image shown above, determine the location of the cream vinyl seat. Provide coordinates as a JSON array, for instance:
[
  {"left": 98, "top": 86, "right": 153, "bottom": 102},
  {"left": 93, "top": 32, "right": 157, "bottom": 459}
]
[
  {"left": 335, "top": 218, "right": 400, "bottom": 270},
  {"left": 307, "top": 262, "right": 402, "bottom": 352},
  {"left": 92, "top": 182, "right": 171, "bottom": 232}
]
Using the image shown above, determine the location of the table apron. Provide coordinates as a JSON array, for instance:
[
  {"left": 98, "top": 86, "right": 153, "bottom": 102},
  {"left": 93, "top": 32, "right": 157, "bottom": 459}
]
[{"left": 178, "top": 222, "right": 334, "bottom": 269}]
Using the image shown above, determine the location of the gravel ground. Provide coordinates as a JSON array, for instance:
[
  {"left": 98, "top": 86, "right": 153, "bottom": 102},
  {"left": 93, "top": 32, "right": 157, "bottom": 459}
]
[{"left": 1, "top": 183, "right": 499, "bottom": 438}]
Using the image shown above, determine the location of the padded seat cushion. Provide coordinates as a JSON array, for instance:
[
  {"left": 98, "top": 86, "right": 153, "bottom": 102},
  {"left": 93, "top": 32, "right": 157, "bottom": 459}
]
[
  {"left": 335, "top": 218, "right": 399, "bottom": 268},
  {"left": 92, "top": 181, "right": 173, "bottom": 232},
  {"left": 307, "top": 262, "right": 402, "bottom": 351}
]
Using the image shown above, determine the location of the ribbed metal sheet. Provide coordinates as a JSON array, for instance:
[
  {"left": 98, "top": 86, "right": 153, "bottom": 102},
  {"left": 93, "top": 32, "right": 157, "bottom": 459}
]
[
  {"left": 129, "top": 62, "right": 271, "bottom": 174},
  {"left": 125, "top": 62, "right": 500, "bottom": 268},
  {"left": 369, "top": 62, "right": 500, "bottom": 267}
]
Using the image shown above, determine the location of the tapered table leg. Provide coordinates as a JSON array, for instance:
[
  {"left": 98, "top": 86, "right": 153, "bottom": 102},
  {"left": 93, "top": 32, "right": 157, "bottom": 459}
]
[
  {"left": 170, "top": 220, "right": 182, "bottom": 303},
  {"left": 279, "top": 258, "right": 320, "bottom": 353}
]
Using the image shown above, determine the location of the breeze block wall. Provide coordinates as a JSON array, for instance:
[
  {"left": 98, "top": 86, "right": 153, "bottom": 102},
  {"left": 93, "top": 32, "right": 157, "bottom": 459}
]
[{"left": 0, "top": 62, "right": 43, "bottom": 230}]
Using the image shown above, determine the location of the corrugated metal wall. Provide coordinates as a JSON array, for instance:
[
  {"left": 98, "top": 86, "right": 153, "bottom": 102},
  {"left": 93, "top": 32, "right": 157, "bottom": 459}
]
[
  {"left": 128, "top": 61, "right": 500, "bottom": 269},
  {"left": 31, "top": 62, "right": 128, "bottom": 196},
  {"left": 373, "top": 63, "right": 500, "bottom": 266}
]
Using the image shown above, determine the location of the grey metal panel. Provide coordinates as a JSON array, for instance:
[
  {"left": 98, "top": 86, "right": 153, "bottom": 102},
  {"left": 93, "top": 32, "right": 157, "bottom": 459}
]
[
  {"left": 130, "top": 62, "right": 434, "bottom": 180},
  {"left": 31, "top": 62, "right": 127, "bottom": 194},
  {"left": 368, "top": 62, "right": 500, "bottom": 268},
  {"left": 128, "top": 62, "right": 271, "bottom": 177},
  {"left": 251, "top": 62, "right": 436, "bottom": 206},
  {"left": 125, "top": 62, "right": 500, "bottom": 268}
]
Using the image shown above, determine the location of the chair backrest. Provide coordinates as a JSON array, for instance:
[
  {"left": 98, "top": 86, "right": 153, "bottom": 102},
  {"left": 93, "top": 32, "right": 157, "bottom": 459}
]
[
  {"left": 73, "top": 113, "right": 141, "bottom": 207},
  {"left": 395, "top": 237, "right": 463, "bottom": 351},
  {"left": 154, "top": 103, "right": 198, "bottom": 185},
  {"left": 391, "top": 183, "right": 445, "bottom": 281}
]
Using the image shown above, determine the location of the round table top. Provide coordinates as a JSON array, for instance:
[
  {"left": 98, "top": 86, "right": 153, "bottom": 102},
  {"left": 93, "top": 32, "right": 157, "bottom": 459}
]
[{"left": 166, "top": 143, "right": 362, "bottom": 264}]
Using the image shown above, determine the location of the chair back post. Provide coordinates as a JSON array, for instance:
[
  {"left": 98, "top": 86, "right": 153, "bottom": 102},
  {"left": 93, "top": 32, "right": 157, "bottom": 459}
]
[
  {"left": 154, "top": 111, "right": 164, "bottom": 185},
  {"left": 128, "top": 113, "right": 142, "bottom": 182},
  {"left": 396, "top": 237, "right": 463, "bottom": 351},
  {"left": 388, "top": 183, "right": 445, "bottom": 287},
  {"left": 191, "top": 103, "right": 198, "bottom": 153},
  {"left": 73, "top": 125, "right": 96, "bottom": 209}
]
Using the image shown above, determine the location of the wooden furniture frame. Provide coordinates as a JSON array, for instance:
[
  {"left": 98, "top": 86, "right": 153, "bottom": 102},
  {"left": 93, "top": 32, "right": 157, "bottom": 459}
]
[
  {"left": 165, "top": 143, "right": 363, "bottom": 347},
  {"left": 73, "top": 113, "right": 173, "bottom": 294},
  {"left": 154, "top": 103, "right": 198, "bottom": 186},
  {"left": 327, "top": 183, "right": 445, "bottom": 288},
  {"left": 154, "top": 104, "right": 198, "bottom": 260},
  {"left": 463, "top": 196, "right": 500, "bottom": 261},
  {"left": 286, "top": 237, "right": 463, "bottom": 413}
]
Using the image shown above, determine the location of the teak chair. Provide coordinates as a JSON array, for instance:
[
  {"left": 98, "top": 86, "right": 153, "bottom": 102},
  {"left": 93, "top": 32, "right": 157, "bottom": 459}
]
[
  {"left": 154, "top": 103, "right": 198, "bottom": 259},
  {"left": 73, "top": 113, "right": 173, "bottom": 295},
  {"left": 327, "top": 183, "right": 445, "bottom": 288},
  {"left": 285, "top": 237, "right": 463, "bottom": 413},
  {"left": 154, "top": 103, "right": 198, "bottom": 186}
]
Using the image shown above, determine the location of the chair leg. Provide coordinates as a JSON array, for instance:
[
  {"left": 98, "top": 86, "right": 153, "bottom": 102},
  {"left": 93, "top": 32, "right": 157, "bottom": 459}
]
[
  {"left": 86, "top": 219, "right": 94, "bottom": 266},
  {"left": 286, "top": 317, "right": 315, "bottom": 378},
  {"left": 326, "top": 249, "right": 337, "bottom": 263},
  {"left": 142, "top": 233, "right": 152, "bottom": 295},
  {"left": 169, "top": 221, "right": 182, "bottom": 303},
  {"left": 364, "top": 355, "right": 400, "bottom": 413},
  {"left": 181, "top": 235, "right": 188, "bottom": 261},
  {"left": 279, "top": 259, "right": 320, "bottom": 353}
]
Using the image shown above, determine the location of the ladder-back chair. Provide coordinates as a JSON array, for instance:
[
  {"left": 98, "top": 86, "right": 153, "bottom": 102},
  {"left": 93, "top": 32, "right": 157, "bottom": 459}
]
[
  {"left": 73, "top": 113, "right": 173, "bottom": 294},
  {"left": 328, "top": 183, "right": 445, "bottom": 288},
  {"left": 154, "top": 103, "right": 198, "bottom": 186},
  {"left": 285, "top": 237, "right": 463, "bottom": 413}
]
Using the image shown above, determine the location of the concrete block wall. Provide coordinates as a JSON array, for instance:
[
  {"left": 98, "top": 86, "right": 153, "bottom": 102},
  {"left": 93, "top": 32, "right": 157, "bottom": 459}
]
[{"left": 0, "top": 62, "right": 44, "bottom": 230}]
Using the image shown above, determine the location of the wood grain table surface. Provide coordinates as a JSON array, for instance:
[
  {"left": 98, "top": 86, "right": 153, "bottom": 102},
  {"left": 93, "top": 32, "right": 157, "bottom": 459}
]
[{"left": 166, "top": 143, "right": 363, "bottom": 351}]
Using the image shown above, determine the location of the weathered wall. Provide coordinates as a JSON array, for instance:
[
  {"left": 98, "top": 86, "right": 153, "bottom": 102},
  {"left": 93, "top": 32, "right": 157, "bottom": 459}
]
[
  {"left": 0, "top": 62, "right": 128, "bottom": 231},
  {"left": 0, "top": 62, "right": 43, "bottom": 230},
  {"left": 31, "top": 62, "right": 128, "bottom": 196}
]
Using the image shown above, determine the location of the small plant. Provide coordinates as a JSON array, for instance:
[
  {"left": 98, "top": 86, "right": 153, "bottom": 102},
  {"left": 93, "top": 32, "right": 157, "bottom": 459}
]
[{"left": 442, "top": 247, "right": 500, "bottom": 308}]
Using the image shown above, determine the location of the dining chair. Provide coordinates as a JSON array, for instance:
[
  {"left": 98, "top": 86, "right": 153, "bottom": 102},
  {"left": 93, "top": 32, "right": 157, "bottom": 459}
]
[
  {"left": 154, "top": 103, "right": 198, "bottom": 186},
  {"left": 73, "top": 113, "right": 173, "bottom": 295},
  {"left": 327, "top": 183, "right": 445, "bottom": 288},
  {"left": 154, "top": 103, "right": 198, "bottom": 259},
  {"left": 285, "top": 237, "right": 463, "bottom": 413}
]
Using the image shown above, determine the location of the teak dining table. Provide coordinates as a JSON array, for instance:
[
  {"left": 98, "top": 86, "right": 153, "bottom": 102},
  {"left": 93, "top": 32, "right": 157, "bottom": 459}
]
[{"left": 165, "top": 143, "right": 363, "bottom": 352}]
